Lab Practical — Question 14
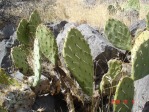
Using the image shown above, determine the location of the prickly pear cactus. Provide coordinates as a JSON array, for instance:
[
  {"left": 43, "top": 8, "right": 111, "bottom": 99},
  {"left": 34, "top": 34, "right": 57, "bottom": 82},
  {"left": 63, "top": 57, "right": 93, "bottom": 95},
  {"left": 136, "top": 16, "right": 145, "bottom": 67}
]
[
  {"left": 146, "top": 12, "right": 149, "bottom": 30},
  {"left": 28, "top": 10, "right": 41, "bottom": 38},
  {"left": 113, "top": 77, "right": 134, "bottom": 112},
  {"left": 107, "top": 5, "right": 117, "bottom": 15},
  {"left": 100, "top": 59, "right": 122, "bottom": 95},
  {"left": 105, "top": 18, "right": 132, "bottom": 50},
  {"left": 63, "top": 28, "right": 94, "bottom": 96},
  {"left": 11, "top": 45, "right": 29, "bottom": 75},
  {"left": 36, "top": 24, "right": 58, "bottom": 66},
  {"left": 17, "top": 19, "right": 29, "bottom": 45},
  {"left": 126, "top": 0, "right": 140, "bottom": 11},
  {"left": 33, "top": 38, "right": 41, "bottom": 87},
  {"left": 132, "top": 31, "right": 149, "bottom": 80}
]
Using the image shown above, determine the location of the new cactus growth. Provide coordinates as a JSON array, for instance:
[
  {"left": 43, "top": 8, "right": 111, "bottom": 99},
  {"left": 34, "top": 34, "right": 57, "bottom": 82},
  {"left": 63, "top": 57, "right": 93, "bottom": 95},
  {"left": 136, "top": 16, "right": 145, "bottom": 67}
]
[
  {"left": 28, "top": 10, "right": 41, "bottom": 38},
  {"left": 33, "top": 38, "right": 41, "bottom": 87},
  {"left": 105, "top": 18, "right": 132, "bottom": 50},
  {"left": 11, "top": 45, "right": 29, "bottom": 75},
  {"left": 113, "top": 77, "right": 134, "bottom": 112},
  {"left": 100, "top": 59, "right": 122, "bottom": 95},
  {"left": 132, "top": 31, "right": 149, "bottom": 80},
  {"left": 63, "top": 28, "right": 94, "bottom": 96},
  {"left": 36, "top": 24, "right": 58, "bottom": 66},
  {"left": 17, "top": 19, "right": 29, "bottom": 45}
]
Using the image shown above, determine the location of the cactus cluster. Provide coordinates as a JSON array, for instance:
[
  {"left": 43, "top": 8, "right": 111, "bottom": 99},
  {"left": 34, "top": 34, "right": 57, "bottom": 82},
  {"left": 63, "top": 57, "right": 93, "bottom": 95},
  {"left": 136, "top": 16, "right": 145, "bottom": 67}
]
[{"left": 2, "top": 7, "right": 149, "bottom": 112}]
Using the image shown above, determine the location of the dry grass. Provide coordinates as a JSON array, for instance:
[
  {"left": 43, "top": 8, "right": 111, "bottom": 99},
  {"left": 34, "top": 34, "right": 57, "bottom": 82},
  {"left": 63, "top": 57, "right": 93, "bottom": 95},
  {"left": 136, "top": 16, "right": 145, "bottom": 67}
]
[
  {"left": 54, "top": 0, "right": 109, "bottom": 28},
  {"left": 52, "top": 0, "right": 149, "bottom": 28}
]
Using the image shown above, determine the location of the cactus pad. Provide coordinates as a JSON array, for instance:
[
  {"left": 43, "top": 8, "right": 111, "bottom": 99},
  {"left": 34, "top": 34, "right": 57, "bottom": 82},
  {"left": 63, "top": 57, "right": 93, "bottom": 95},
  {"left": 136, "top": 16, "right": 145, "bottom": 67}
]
[
  {"left": 113, "top": 77, "right": 134, "bottom": 112},
  {"left": 132, "top": 31, "right": 149, "bottom": 80},
  {"left": 63, "top": 28, "right": 94, "bottom": 96},
  {"left": 17, "top": 19, "right": 29, "bottom": 45},
  {"left": 11, "top": 46, "right": 29, "bottom": 74},
  {"left": 33, "top": 38, "right": 41, "bottom": 87},
  {"left": 100, "top": 59, "right": 122, "bottom": 94},
  {"left": 36, "top": 24, "right": 58, "bottom": 66},
  {"left": 105, "top": 18, "right": 131, "bottom": 50},
  {"left": 28, "top": 10, "right": 41, "bottom": 38},
  {"left": 146, "top": 12, "right": 149, "bottom": 30}
]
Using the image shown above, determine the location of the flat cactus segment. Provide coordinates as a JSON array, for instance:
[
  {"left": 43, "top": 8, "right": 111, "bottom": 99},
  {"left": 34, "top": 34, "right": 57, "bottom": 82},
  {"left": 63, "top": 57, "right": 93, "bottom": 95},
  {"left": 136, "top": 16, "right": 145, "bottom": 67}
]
[
  {"left": 11, "top": 46, "right": 29, "bottom": 74},
  {"left": 36, "top": 24, "right": 58, "bottom": 65},
  {"left": 132, "top": 31, "right": 149, "bottom": 80},
  {"left": 0, "top": 68, "right": 20, "bottom": 86},
  {"left": 28, "top": 10, "right": 41, "bottom": 38},
  {"left": 33, "top": 38, "right": 41, "bottom": 87},
  {"left": 63, "top": 28, "right": 94, "bottom": 96},
  {"left": 17, "top": 19, "right": 29, "bottom": 45},
  {"left": 146, "top": 12, "right": 149, "bottom": 30},
  {"left": 100, "top": 59, "right": 122, "bottom": 94},
  {"left": 113, "top": 77, "right": 134, "bottom": 112},
  {"left": 127, "top": 0, "right": 140, "bottom": 11},
  {"left": 105, "top": 18, "right": 131, "bottom": 50}
]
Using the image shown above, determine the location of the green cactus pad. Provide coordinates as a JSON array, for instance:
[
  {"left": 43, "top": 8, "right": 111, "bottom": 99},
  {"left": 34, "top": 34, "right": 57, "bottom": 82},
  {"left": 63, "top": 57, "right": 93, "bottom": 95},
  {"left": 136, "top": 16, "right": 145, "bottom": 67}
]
[
  {"left": 11, "top": 45, "right": 29, "bottom": 74},
  {"left": 33, "top": 38, "right": 41, "bottom": 87},
  {"left": 28, "top": 10, "right": 41, "bottom": 38},
  {"left": 0, "top": 68, "right": 20, "bottom": 86},
  {"left": 36, "top": 24, "right": 58, "bottom": 66},
  {"left": 146, "top": 12, "right": 149, "bottom": 30},
  {"left": 63, "top": 28, "right": 94, "bottom": 96},
  {"left": 132, "top": 31, "right": 149, "bottom": 80},
  {"left": 100, "top": 59, "right": 122, "bottom": 94},
  {"left": 113, "top": 77, "right": 134, "bottom": 112},
  {"left": 105, "top": 18, "right": 132, "bottom": 50},
  {"left": 126, "top": 0, "right": 140, "bottom": 11},
  {"left": 17, "top": 19, "right": 29, "bottom": 45}
]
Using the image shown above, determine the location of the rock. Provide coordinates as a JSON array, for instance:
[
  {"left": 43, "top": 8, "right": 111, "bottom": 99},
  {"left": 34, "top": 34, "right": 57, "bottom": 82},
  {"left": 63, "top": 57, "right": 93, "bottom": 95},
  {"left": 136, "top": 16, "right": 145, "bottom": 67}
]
[
  {"left": 32, "top": 94, "right": 68, "bottom": 112},
  {"left": 46, "top": 21, "right": 68, "bottom": 37},
  {"left": 84, "top": 0, "right": 96, "bottom": 5},
  {"left": 129, "top": 19, "right": 146, "bottom": 37},
  {"left": 132, "top": 75, "right": 149, "bottom": 112},
  {"left": 77, "top": 24, "right": 125, "bottom": 83},
  {"left": 3, "top": 24, "right": 15, "bottom": 39},
  {"left": 0, "top": 40, "right": 7, "bottom": 67},
  {"left": 56, "top": 23, "right": 126, "bottom": 84},
  {"left": 1, "top": 31, "right": 17, "bottom": 73},
  {"left": 142, "top": 101, "right": 149, "bottom": 112}
]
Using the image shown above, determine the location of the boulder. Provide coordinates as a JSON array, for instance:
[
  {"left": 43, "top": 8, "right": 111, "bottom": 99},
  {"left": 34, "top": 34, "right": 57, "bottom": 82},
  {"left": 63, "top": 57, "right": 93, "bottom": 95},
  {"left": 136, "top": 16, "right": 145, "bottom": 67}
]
[
  {"left": 56, "top": 23, "right": 126, "bottom": 84},
  {"left": 132, "top": 75, "right": 149, "bottom": 112}
]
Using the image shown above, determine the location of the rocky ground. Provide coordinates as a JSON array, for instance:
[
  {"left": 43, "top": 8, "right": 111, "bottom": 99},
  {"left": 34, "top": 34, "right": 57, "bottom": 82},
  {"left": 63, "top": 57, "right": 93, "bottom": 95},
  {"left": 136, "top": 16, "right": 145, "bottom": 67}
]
[{"left": 1, "top": 0, "right": 149, "bottom": 112}]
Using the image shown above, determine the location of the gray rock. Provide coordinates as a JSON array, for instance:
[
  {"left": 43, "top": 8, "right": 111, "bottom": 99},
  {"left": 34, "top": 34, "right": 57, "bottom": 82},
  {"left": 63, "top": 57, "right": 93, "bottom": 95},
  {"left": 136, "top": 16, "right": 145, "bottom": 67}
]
[
  {"left": 3, "top": 24, "right": 15, "bottom": 39},
  {"left": 142, "top": 101, "right": 149, "bottom": 112},
  {"left": 132, "top": 75, "right": 149, "bottom": 112},
  {"left": 46, "top": 21, "right": 68, "bottom": 37},
  {"left": 84, "top": 0, "right": 96, "bottom": 5},
  {"left": 56, "top": 23, "right": 126, "bottom": 83},
  {"left": 0, "top": 40, "right": 7, "bottom": 67},
  {"left": 129, "top": 19, "right": 146, "bottom": 37},
  {"left": 1, "top": 31, "right": 17, "bottom": 73}
]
